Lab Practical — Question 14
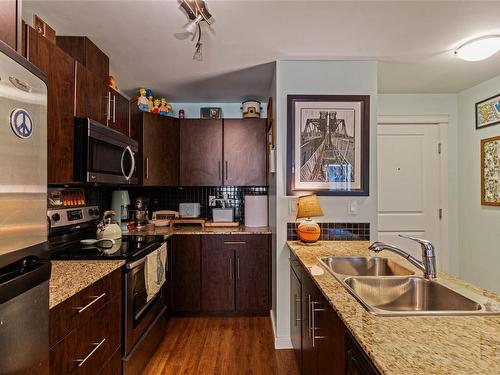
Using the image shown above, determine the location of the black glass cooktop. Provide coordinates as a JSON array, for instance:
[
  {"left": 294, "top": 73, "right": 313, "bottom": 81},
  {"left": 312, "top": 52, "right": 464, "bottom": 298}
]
[{"left": 50, "top": 235, "right": 165, "bottom": 262}]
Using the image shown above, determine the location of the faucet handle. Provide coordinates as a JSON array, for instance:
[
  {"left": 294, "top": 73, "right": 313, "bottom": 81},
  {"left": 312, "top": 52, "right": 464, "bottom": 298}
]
[
  {"left": 398, "top": 234, "right": 435, "bottom": 256},
  {"left": 398, "top": 234, "right": 431, "bottom": 245}
]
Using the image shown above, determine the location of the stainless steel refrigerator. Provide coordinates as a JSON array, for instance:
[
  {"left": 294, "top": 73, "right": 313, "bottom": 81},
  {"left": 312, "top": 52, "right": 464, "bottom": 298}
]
[{"left": 0, "top": 41, "right": 51, "bottom": 374}]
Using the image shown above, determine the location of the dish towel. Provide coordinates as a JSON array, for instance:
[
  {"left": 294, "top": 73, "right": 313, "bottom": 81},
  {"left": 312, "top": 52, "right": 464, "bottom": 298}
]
[{"left": 145, "top": 243, "right": 167, "bottom": 302}]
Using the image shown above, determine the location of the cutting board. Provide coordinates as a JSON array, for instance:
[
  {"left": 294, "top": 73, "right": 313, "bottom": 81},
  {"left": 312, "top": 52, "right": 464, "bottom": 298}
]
[{"left": 204, "top": 221, "right": 239, "bottom": 228}]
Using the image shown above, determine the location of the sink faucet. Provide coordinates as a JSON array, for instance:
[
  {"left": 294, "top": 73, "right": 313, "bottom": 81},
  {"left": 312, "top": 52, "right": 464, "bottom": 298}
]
[{"left": 368, "top": 234, "right": 437, "bottom": 280}]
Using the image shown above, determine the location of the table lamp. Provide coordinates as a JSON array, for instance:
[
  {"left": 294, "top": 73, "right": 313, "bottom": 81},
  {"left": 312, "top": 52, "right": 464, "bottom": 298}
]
[{"left": 296, "top": 194, "right": 324, "bottom": 243}]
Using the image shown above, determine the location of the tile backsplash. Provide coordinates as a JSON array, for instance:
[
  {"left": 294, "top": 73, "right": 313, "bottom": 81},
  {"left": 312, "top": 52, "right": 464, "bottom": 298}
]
[
  {"left": 287, "top": 222, "right": 370, "bottom": 241},
  {"left": 84, "top": 186, "right": 268, "bottom": 223}
]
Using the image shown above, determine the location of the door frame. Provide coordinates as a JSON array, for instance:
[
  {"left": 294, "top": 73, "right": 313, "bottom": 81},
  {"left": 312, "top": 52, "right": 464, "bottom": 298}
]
[{"left": 377, "top": 115, "right": 449, "bottom": 272}]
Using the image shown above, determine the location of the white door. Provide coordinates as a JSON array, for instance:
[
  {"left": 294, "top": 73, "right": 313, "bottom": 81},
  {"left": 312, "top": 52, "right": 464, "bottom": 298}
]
[{"left": 377, "top": 124, "right": 441, "bottom": 264}]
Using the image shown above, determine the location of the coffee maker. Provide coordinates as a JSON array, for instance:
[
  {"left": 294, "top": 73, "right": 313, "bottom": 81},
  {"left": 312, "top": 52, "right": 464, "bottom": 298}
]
[
  {"left": 134, "top": 197, "right": 149, "bottom": 229},
  {"left": 111, "top": 190, "right": 130, "bottom": 232}
]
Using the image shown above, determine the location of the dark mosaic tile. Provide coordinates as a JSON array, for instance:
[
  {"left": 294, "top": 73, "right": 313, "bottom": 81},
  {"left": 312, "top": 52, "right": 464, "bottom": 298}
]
[{"left": 82, "top": 185, "right": 268, "bottom": 223}]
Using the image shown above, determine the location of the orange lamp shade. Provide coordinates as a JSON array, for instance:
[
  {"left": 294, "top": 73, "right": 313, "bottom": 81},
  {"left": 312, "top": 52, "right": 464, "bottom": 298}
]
[{"left": 297, "top": 219, "right": 321, "bottom": 243}]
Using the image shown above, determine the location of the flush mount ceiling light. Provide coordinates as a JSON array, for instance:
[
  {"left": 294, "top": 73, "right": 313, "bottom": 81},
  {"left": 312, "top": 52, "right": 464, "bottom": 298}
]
[
  {"left": 178, "top": 0, "right": 214, "bottom": 61},
  {"left": 455, "top": 35, "right": 500, "bottom": 62}
]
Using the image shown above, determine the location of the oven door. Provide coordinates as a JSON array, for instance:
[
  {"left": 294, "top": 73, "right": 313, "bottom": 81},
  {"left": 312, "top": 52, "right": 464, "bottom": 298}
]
[
  {"left": 75, "top": 118, "right": 138, "bottom": 185},
  {"left": 124, "top": 253, "right": 166, "bottom": 354}
]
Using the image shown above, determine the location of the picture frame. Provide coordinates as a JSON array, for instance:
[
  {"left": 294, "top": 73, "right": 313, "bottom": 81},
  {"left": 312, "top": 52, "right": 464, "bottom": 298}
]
[
  {"left": 475, "top": 93, "right": 500, "bottom": 129},
  {"left": 481, "top": 135, "right": 500, "bottom": 206},
  {"left": 287, "top": 95, "right": 370, "bottom": 196}
]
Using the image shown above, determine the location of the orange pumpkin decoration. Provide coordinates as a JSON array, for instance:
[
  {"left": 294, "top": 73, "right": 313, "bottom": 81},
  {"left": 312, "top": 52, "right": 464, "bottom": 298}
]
[{"left": 297, "top": 220, "right": 321, "bottom": 243}]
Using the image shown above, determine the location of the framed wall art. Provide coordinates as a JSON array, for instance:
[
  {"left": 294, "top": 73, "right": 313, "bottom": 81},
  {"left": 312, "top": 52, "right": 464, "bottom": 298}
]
[
  {"left": 481, "top": 135, "right": 500, "bottom": 206},
  {"left": 287, "top": 95, "right": 370, "bottom": 196},
  {"left": 476, "top": 93, "right": 500, "bottom": 129}
]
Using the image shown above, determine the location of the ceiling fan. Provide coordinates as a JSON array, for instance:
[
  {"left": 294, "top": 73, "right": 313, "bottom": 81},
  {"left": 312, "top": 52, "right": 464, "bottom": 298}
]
[{"left": 177, "top": 0, "right": 215, "bottom": 61}]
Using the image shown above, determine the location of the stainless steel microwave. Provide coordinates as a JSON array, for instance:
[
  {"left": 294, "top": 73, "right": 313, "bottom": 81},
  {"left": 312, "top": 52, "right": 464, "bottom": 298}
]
[{"left": 74, "top": 118, "right": 138, "bottom": 185}]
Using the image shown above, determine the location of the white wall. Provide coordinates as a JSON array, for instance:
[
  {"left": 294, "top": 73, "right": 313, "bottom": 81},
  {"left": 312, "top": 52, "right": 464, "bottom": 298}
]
[
  {"left": 267, "top": 65, "right": 278, "bottom": 330},
  {"left": 169, "top": 103, "right": 267, "bottom": 119},
  {"left": 273, "top": 60, "right": 378, "bottom": 342},
  {"left": 378, "top": 94, "right": 459, "bottom": 275},
  {"left": 457, "top": 75, "right": 500, "bottom": 293}
]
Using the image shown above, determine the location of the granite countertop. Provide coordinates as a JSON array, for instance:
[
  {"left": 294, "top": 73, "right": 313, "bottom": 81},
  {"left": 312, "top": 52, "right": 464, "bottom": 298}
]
[
  {"left": 287, "top": 240, "right": 500, "bottom": 375},
  {"left": 127, "top": 224, "right": 271, "bottom": 238},
  {"left": 49, "top": 260, "right": 125, "bottom": 309}
]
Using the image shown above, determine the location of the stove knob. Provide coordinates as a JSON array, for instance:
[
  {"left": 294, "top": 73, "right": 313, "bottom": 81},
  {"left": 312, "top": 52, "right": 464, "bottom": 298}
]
[
  {"left": 51, "top": 213, "right": 60, "bottom": 222},
  {"left": 88, "top": 208, "right": 94, "bottom": 216},
  {"left": 94, "top": 209, "right": 100, "bottom": 217}
]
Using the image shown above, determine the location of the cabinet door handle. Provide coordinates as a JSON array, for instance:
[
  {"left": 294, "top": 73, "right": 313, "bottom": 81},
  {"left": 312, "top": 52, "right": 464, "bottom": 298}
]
[
  {"left": 236, "top": 257, "right": 240, "bottom": 280},
  {"left": 74, "top": 338, "right": 106, "bottom": 367},
  {"left": 294, "top": 294, "right": 302, "bottom": 325},
  {"left": 223, "top": 241, "right": 246, "bottom": 245},
  {"left": 228, "top": 257, "right": 233, "bottom": 279},
  {"left": 75, "top": 293, "right": 106, "bottom": 313},
  {"left": 112, "top": 95, "right": 116, "bottom": 123},
  {"left": 106, "top": 93, "right": 111, "bottom": 122},
  {"left": 225, "top": 161, "right": 229, "bottom": 181},
  {"left": 145, "top": 157, "right": 149, "bottom": 179},
  {"left": 311, "top": 301, "right": 327, "bottom": 348}
]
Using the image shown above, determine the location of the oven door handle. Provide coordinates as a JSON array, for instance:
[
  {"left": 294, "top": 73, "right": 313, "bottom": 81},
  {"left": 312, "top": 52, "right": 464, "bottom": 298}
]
[{"left": 120, "top": 146, "right": 135, "bottom": 181}]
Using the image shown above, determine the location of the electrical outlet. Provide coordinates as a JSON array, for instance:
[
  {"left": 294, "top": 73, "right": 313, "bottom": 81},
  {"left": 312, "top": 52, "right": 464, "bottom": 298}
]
[
  {"left": 209, "top": 196, "right": 216, "bottom": 207},
  {"left": 289, "top": 198, "right": 297, "bottom": 215}
]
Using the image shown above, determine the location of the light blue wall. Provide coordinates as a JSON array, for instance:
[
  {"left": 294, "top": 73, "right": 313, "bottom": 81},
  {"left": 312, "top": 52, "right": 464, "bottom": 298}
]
[
  {"left": 378, "top": 94, "right": 459, "bottom": 275},
  {"left": 169, "top": 102, "right": 268, "bottom": 119},
  {"left": 273, "top": 60, "right": 378, "bottom": 341},
  {"left": 457, "top": 74, "right": 500, "bottom": 293}
]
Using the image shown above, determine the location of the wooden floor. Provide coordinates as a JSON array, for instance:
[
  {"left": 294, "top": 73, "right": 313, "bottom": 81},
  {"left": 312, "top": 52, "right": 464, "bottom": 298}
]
[{"left": 142, "top": 316, "right": 300, "bottom": 375}]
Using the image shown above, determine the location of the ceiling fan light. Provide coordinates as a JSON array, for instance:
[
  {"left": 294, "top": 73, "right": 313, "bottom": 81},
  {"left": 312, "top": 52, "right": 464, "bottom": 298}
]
[
  {"left": 455, "top": 36, "right": 500, "bottom": 61},
  {"left": 193, "top": 42, "right": 203, "bottom": 61},
  {"left": 183, "top": 14, "right": 203, "bottom": 34}
]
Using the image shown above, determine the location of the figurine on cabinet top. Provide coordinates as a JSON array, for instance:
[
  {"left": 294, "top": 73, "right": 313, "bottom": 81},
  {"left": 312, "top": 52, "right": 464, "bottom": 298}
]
[
  {"left": 152, "top": 98, "right": 160, "bottom": 115},
  {"left": 146, "top": 89, "right": 154, "bottom": 112},
  {"left": 138, "top": 88, "right": 148, "bottom": 112},
  {"left": 137, "top": 88, "right": 172, "bottom": 116},
  {"left": 159, "top": 98, "right": 172, "bottom": 116}
]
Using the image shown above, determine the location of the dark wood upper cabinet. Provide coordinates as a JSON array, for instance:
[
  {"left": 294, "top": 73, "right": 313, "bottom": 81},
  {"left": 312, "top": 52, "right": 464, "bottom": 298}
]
[
  {"left": 75, "top": 62, "right": 108, "bottom": 125},
  {"left": 130, "top": 108, "right": 179, "bottom": 186},
  {"left": 0, "top": 0, "right": 20, "bottom": 52},
  {"left": 223, "top": 119, "right": 267, "bottom": 186},
  {"left": 27, "top": 26, "right": 75, "bottom": 184},
  {"left": 169, "top": 235, "right": 201, "bottom": 312},
  {"left": 201, "top": 236, "right": 235, "bottom": 312},
  {"left": 108, "top": 87, "right": 129, "bottom": 135},
  {"left": 179, "top": 119, "right": 223, "bottom": 186},
  {"left": 234, "top": 235, "right": 270, "bottom": 311},
  {"left": 56, "top": 35, "right": 109, "bottom": 85}
]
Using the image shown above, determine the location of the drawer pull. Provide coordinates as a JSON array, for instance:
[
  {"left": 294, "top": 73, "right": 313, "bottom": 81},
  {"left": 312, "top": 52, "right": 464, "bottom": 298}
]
[
  {"left": 75, "top": 338, "right": 106, "bottom": 367},
  {"left": 75, "top": 293, "right": 106, "bottom": 313},
  {"left": 223, "top": 241, "right": 246, "bottom": 245}
]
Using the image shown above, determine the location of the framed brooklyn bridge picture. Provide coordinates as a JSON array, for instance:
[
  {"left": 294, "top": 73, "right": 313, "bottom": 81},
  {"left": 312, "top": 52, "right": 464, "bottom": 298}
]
[{"left": 287, "top": 95, "right": 370, "bottom": 196}]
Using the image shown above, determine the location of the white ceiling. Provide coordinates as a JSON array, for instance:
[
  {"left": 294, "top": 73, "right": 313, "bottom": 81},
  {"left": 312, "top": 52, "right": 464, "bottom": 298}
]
[{"left": 23, "top": 0, "right": 500, "bottom": 101}]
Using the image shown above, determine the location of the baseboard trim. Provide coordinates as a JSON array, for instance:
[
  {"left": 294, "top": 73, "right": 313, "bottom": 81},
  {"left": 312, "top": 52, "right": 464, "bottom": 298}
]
[{"left": 270, "top": 310, "right": 293, "bottom": 349}]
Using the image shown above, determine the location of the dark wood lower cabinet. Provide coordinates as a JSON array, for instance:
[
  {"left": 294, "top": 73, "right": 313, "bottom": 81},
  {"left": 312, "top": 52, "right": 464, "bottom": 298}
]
[
  {"left": 169, "top": 235, "right": 202, "bottom": 312},
  {"left": 170, "top": 234, "right": 271, "bottom": 315},
  {"left": 290, "top": 252, "right": 378, "bottom": 375},
  {"left": 235, "top": 235, "right": 270, "bottom": 312},
  {"left": 49, "top": 269, "right": 122, "bottom": 375},
  {"left": 202, "top": 236, "right": 235, "bottom": 311}
]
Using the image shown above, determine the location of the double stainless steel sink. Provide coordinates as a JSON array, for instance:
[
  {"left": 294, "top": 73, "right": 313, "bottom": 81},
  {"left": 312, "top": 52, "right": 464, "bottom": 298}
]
[{"left": 320, "top": 256, "right": 499, "bottom": 316}]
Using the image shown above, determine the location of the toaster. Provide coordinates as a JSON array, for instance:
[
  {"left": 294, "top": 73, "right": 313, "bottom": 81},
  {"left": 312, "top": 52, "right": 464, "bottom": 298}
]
[{"left": 179, "top": 203, "right": 201, "bottom": 218}]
